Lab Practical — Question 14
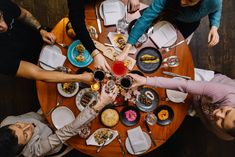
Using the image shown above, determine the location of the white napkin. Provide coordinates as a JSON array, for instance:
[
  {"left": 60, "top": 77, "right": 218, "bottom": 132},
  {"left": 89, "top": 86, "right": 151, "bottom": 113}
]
[
  {"left": 150, "top": 23, "right": 177, "bottom": 48},
  {"left": 127, "top": 126, "right": 148, "bottom": 153},
  {"left": 39, "top": 45, "right": 66, "bottom": 69},
  {"left": 103, "top": 1, "right": 123, "bottom": 26},
  {"left": 195, "top": 68, "right": 215, "bottom": 81}
]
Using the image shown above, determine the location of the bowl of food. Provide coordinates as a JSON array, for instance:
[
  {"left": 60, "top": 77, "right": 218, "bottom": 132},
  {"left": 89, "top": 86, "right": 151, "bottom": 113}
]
[
  {"left": 76, "top": 88, "right": 98, "bottom": 111},
  {"left": 120, "top": 106, "right": 140, "bottom": 126},
  {"left": 154, "top": 105, "right": 174, "bottom": 126},
  {"left": 57, "top": 82, "right": 79, "bottom": 97},
  {"left": 100, "top": 108, "right": 119, "bottom": 127}
]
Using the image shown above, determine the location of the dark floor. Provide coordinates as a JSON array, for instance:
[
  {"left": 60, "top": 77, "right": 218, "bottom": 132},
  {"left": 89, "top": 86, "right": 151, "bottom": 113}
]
[{"left": 1, "top": 0, "right": 235, "bottom": 157}]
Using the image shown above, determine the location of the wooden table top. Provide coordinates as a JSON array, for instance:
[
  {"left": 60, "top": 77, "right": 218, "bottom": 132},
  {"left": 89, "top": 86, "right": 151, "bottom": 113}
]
[{"left": 36, "top": 2, "right": 194, "bottom": 157}]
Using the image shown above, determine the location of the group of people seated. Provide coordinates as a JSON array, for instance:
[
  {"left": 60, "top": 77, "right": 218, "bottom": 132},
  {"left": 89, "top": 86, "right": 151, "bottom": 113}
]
[{"left": 0, "top": 0, "right": 234, "bottom": 157}]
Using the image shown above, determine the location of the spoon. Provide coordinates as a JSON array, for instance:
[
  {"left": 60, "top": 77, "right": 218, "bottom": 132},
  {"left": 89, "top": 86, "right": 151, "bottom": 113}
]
[{"left": 97, "top": 133, "right": 114, "bottom": 152}]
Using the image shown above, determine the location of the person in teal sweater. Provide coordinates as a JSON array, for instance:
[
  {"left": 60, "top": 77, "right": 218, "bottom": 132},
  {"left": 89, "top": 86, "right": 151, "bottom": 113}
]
[{"left": 116, "top": 0, "right": 222, "bottom": 61}]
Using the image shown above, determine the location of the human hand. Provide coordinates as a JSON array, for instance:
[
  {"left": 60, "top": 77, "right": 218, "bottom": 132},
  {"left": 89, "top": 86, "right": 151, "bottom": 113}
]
[
  {"left": 115, "top": 43, "right": 132, "bottom": 61},
  {"left": 94, "top": 84, "right": 118, "bottom": 111},
  {"left": 40, "top": 30, "right": 56, "bottom": 45},
  {"left": 128, "top": 73, "right": 146, "bottom": 88},
  {"left": 208, "top": 26, "right": 219, "bottom": 47},
  {"left": 93, "top": 52, "right": 111, "bottom": 72},
  {"left": 79, "top": 72, "right": 94, "bottom": 85},
  {"left": 127, "top": 0, "right": 140, "bottom": 13}
]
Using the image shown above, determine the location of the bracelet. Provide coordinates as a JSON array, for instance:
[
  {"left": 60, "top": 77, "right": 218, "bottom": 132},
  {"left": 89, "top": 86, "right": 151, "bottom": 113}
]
[
  {"left": 91, "top": 50, "right": 100, "bottom": 58},
  {"left": 38, "top": 25, "right": 48, "bottom": 32}
]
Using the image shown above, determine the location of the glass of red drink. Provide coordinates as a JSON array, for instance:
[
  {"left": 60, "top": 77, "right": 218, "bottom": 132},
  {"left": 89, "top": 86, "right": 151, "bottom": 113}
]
[{"left": 111, "top": 61, "right": 128, "bottom": 76}]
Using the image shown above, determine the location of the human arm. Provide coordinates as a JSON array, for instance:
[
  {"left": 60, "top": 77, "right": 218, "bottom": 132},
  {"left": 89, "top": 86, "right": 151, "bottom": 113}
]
[
  {"left": 129, "top": 73, "right": 235, "bottom": 104},
  {"left": 17, "top": 7, "right": 56, "bottom": 44},
  {"left": 48, "top": 84, "right": 118, "bottom": 148},
  {"left": 208, "top": 1, "right": 222, "bottom": 47},
  {"left": 116, "top": 0, "right": 166, "bottom": 61},
  {"left": 67, "top": 0, "right": 110, "bottom": 71},
  {"left": 128, "top": 0, "right": 140, "bottom": 13},
  {"left": 16, "top": 61, "right": 94, "bottom": 84}
]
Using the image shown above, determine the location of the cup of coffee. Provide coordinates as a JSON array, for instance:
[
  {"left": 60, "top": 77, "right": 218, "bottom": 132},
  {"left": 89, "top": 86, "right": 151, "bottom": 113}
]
[
  {"left": 120, "top": 76, "right": 133, "bottom": 89},
  {"left": 94, "top": 69, "right": 105, "bottom": 81}
]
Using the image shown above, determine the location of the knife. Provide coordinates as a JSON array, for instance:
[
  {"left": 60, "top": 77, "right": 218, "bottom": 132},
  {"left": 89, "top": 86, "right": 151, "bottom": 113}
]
[
  {"left": 162, "top": 71, "right": 191, "bottom": 80},
  {"left": 145, "top": 121, "right": 157, "bottom": 146},
  {"left": 117, "top": 134, "right": 126, "bottom": 157},
  {"left": 95, "top": 2, "right": 102, "bottom": 33}
]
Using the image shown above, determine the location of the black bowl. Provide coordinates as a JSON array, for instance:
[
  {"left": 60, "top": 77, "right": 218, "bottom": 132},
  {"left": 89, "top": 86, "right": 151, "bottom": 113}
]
[
  {"left": 120, "top": 106, "right": 140, "bottom": 126},
  {"left": 154, "top": 105, "right": 174, "bottom": 126}
]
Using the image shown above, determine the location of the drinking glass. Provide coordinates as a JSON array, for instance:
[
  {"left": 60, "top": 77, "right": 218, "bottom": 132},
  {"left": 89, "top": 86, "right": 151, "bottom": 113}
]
[
  {"left": 111, "top": 61, "right": 128, "bottom": 77},
  {"left": 116, "top": 17, "right": 129, "bottom": 35},
  {"left": 145, "top": 112, "right": 157, "bottom": 125},
  {"left": 120, "top": 76, "right": 133, "bottom": 89},
  {"left": 94, "top": 69, "right": 105, "bottom": 81}
]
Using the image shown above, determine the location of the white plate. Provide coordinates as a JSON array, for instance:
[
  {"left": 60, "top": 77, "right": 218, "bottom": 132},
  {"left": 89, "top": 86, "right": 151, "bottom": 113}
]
[
  {"left": 166, "top": 77, "right": 188, "bottom": 103},
  {"left": 39, "top": 45, "right": 62, "bottom": 71},
  {"left": 57, "top": 82, "right": 79, "bottom": 97},
  {"left": 149, "top": 21, "right": 177, "bottom": 48},
  {"left": 75, "top": 88, "right": 98, "bottom": 111},
  {"left": 99, "top": 0, "right": 125, "bottom": 23},
  {"left": 86, "top": 128, "right": 118, "bottom": 146},
  {"left": 51, "top": 106, "right": 75, "bottom": 129},
  {"left": 125, "top": 132, "right": 151, "bottom": 155}
]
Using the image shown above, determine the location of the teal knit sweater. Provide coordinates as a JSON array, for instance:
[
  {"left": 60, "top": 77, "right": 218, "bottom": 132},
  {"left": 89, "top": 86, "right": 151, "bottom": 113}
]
[{"left": 128, "top": 0, "right": 222, "bottom": 45}]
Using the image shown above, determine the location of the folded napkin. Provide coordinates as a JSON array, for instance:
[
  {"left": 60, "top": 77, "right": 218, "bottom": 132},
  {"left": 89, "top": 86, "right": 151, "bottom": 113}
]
[
  {"left": 150, "top": 22, "right": 177, "bottom": 48},
  {"left": 39, "top": 45, "right": 66, "bottom": 69},
  {"left": 103, "top": 1, "right": 123, "bottom": 26},
  {"left": 195, "top": 68, "right": 215, "bottom": 81},
  {"left": 127, "top": 126, "right": 148, "bottom": 154}
]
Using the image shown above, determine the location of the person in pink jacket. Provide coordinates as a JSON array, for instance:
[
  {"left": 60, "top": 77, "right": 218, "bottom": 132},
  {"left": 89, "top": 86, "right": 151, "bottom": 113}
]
[{"left": 129, "top": 73, "right": 235, "bottom": 141}]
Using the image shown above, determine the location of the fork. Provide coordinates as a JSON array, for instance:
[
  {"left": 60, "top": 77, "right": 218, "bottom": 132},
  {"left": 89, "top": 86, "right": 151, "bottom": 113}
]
[{"left": 45, "top": 98, "right": 63, "bottom": 117}]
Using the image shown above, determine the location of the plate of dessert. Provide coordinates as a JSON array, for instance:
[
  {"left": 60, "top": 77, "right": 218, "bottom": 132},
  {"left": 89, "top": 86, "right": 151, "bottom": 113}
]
[
  {"left": 154, "top": 105, "right": 174, "bottom": 126},
  {"left": 120, "top": 106, "right": 140, "bottom": 126},
  {"left": 76, "top": 88, "right": 99, "bottom": 111}
]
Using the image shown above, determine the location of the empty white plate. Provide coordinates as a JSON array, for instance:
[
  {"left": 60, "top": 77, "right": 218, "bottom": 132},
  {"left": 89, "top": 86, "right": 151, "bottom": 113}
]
[
  {"left": 39, "top": 45, "right": 63, "bottom": 71},
  {"left": 166, "top": 77, "right": 188, "bottom": 103},
  {"left": 51, "top": 106, "right": 75, "bottom": 129},
  {"left": 125, "top": 132, "right": 151, "bottom": 155}
]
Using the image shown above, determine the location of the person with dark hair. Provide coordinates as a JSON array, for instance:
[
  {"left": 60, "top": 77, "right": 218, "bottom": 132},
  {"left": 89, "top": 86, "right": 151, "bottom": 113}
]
[
  {"left": 116, "top": 0, "right": 222, "bottom": 61},
  {"left": 0, "top": 0, "right": 93, "bottom": 84},
  {"left": 0, "top": 84, "right": 118, "bottom": 157},
  {"left": 128, "top": 73, "right": 235, "bottom": 141}
]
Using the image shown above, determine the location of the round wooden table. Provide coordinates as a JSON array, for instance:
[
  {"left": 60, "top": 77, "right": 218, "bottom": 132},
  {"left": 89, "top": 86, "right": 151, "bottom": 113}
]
[{"left": 36, "top": 3, "right": 194, "bottom": 157}]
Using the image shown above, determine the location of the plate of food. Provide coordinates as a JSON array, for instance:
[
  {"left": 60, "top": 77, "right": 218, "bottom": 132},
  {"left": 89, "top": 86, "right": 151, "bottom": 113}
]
[
  {"left": 166, "top": 77, "right": 188, "bottom": 103},
  {"left": 67, "top": 40, "right": 93, "bottom": 67},
  {"left": 76, "top": 88, "right": 98, "bottom": 111},
  {"left": 107, "top": 32, "right": 127, "bottom": 52},
  {"left": 154, "top": 105, "right": 174, "bottom": 126},
  {"left": 100, "top": 107, "right": 119, "bottom": 127},
  {"left": 51, "top": 106, "right": 75, "bottom": 129},
  {"left": 86, "top": 128, "right": 118, "bottom": 146},
  {"left": 136, "top": 87, "right": 159, "bottom": 112},
  {"left": 120, "top": 106, "right": 140, "bottom": 126},
  {"left": 57, "top": 82, "right": 79, "bottom": 97},
  {"left": 136, "top": 47, "right": 162, "bottom": 73}
]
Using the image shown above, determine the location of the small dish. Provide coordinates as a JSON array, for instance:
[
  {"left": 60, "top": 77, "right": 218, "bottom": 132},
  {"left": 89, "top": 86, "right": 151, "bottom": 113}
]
[
  {"left": 67, "top": 40, "right": 93, "bottom": 67},
  {"left": 125, "top": 132, "right": 151, "bottom": 155},
  {"left": 120, "top": 106, "right": 140, "bottom": 126},
  {"left": 136, "top": 47, "right": 162, "bottom": 73},
  {"left": 51, "top": 106, "right": 75, "bottom": 129},
  {"left": 154, "top": 105, "right": 174, "bottom": 126},
  {"left": 86, "top": 128, "right": 118, "bottom": 146},
  {"left": 136, "top": 87, "right": 159, "bottom": 112},
  {"left": 166, "top": 77, "right": 188, "bottom": 103},
  {"left": 75, "top": 88, "right": 98, "bottom": 111},
  {"left": 57, "top": 82, "right": 79, "bottom": 97}
]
